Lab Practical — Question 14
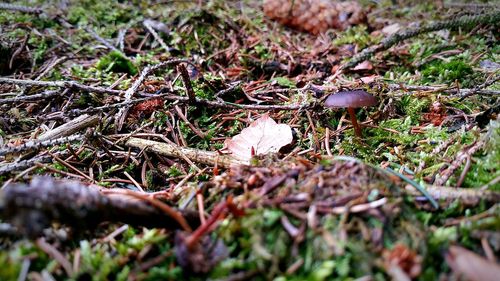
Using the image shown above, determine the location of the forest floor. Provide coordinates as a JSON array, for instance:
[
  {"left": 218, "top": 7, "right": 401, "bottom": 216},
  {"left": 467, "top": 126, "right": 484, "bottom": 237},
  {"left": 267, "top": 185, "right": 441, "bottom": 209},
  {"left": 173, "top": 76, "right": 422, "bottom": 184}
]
[{"left": 0, "top": 1, "right": 499, "bottom": 280}]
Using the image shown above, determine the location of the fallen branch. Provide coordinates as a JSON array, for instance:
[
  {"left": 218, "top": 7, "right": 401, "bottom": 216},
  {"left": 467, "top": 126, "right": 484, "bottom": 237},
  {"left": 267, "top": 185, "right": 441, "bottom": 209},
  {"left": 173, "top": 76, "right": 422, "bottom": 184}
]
[
  {"left": 0, "top": 2, "right": 42, "bottom": 14},
  {"left": 0, "top": 77, "right": 123, "bottom": 95},
  {"left": 0, "top": 177, "right": 200, "bottom": 238},
  {"left": 0, "top": 134, "right": 82, "bottom": 156},
  {"left": 0, "top": 90, "right": 63, "bottom": 104},
  {"left": 0, "top": 154, "right": 62, "bottom": 175}
]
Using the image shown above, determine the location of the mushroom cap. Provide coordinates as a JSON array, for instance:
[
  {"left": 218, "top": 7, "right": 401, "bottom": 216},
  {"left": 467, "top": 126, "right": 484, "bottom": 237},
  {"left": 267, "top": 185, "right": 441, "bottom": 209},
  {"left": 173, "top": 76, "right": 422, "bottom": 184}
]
[{"left": 325, "top": 90, "right": 377, "bottom": 108}]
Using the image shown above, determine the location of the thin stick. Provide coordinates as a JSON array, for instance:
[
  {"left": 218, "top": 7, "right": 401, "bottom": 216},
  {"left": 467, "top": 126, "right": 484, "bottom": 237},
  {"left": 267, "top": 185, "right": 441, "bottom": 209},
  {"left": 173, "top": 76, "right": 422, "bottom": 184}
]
[
  {"left": 343, "top": 11, "right": 500, "bottom": 69},
  {"left": 0, "top": 153, "right": 68, "bottom": 175},
  {"left": 480, "top": 175, "right": 500, "bottom": 191},
  {"left": 85, "top": 27, "right": 126, "bottom": 57},
  {"left": 0, "top": 3, "right": 42, "bottom": 14},
  {"left": 102, "top": 189, "right": 192, "bottom": 232},
  {"left": 124, "top": 137, "right": 248, "bottom": 167},
  {"left": 174, "top": 105, "right": 206, "bottom": 139},
  {"left": 0, "top": 90, "right": 62, "bottom": 104},
  {"left": 325, "top": 128, "right": 333, "bottom": 156},
  {"left": 65, "top": 94, "right": 171, "bottom": 117},
  {"left": 404, "top": 184, "right": 500, "bottom": 203},
  {"left": 50, "top": 154, "right": 94, "bottom": 182},
  {"left": 36, "top": 238, "right": 73, "bottom": 276},
  {"left": 123, "top": 171, "right": 145, "bottom": 192},
  {"left": 143, "top": 19, "right": 170, "bottom": 53},
  {"left": 328, "top": 197, "right": 387, "bottom": 214},
  {"left": 387, "top": 83, "right": 500, "bottom": 97},
  {"left": 177, "top": 64, "right": 196, "bottom": 103},
  {"left": 0, "top": 134, "right": 82, "bottom": 156},
  {"left": 38, "top": 115, "right": 98, "bottom": 141},
  {"left": 0, "top": 77, "right": 123, "bottom": 95},
  {"left": 197, "top": 192, "right": 207, "bottom": 225},
  {"left": 435, "top": 137, "right": 488, "bottom": 186}
]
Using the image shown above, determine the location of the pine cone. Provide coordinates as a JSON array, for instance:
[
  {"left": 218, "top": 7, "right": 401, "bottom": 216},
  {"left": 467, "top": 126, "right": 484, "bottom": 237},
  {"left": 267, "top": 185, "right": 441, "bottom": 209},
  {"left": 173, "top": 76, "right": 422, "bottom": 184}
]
[{"left": 263, "top": 0, "right": 367, "bottom": 34}]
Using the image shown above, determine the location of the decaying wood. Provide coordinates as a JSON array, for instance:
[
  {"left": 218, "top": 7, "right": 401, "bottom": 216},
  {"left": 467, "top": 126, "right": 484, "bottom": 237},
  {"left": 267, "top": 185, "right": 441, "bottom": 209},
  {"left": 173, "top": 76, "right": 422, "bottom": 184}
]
[
  {"left": 0, "top": 177, "right": 200, "bottom": 238},
  {"left": 124, "top": 137, "right": 248, "bottom": 167}
]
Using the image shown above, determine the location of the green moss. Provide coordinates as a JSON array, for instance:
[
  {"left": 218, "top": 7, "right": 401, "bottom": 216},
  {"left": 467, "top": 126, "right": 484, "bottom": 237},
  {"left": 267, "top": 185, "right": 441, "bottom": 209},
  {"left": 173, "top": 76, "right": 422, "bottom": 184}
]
[
  {"left": 79, "top": 240, "right": 120, "bottom": 280},
  {"left": 333, "top": 25, "right": 378, "bottom": 49},
  {"left": 421, "top": 59, "right": 474, "bottom": 86},
  {"left": 143, "top": 266, "right": 183, "bottom": 280},
  {"left": 126, "top": 229, "right": 166, "bottom": 250},
  {"left": 28, "top": 36, "right": 51, "bottom": 64},
  {"left": 271, "top": 77, "right": 295, "bottom": 88},
  {"left": 254, "top": 44, "right": 272, "bottom": 60},
  {"left": 96, "top": 51, "right": 137, "bottom": 75},
  {"left": 166, "top": 166, "right": 183, "bottom": 177},
  {"left": 398, "top": 96, "right": 431, "bottom": 124},
  {"left": 66, "top": 0, "right": 137, "bottom": 26},
  {"left": 0, "top": 252, "right": 21, "bottom": 280},
  {"left": 462, "top": 121, "right": 500, "bottom": 189}
]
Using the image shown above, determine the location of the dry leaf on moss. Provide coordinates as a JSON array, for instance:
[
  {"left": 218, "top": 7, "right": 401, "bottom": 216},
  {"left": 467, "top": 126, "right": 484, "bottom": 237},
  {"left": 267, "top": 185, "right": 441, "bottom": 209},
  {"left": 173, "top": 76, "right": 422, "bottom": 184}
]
[
  {"left": 445, "top": 245, "right": 500, "bottom": 281},
  {"left": 225, "top": 114, "right": 293, "bottom": 161}
]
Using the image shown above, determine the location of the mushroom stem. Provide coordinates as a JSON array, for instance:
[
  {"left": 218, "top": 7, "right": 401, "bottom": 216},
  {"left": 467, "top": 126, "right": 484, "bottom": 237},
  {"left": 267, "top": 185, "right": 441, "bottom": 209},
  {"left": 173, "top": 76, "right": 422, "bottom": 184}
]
[{"left": 347, "top": 107, "right": 362, "bottom": 138}]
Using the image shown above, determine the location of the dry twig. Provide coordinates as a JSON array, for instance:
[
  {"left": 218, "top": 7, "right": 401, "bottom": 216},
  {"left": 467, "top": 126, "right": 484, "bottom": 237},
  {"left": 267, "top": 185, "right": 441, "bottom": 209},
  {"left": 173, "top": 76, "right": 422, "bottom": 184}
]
[
  {"left": 38, "top": 114, "right": 98, "bottom": 141},
  {"left": 124, "top": 137, "right": 247, "bottom": 167}
]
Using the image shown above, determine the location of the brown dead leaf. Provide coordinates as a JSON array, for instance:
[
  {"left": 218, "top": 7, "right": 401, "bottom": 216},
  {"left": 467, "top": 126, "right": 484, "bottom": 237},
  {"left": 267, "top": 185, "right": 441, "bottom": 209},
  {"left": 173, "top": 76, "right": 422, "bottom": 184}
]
[
  {"left": 225, "top": 114, "right": 293, "bottom": 161},
  {"left": 360, "top": 75, "right": 380, "bottom": 84},
  {"left": 353, "top": 60, "right": 373, "bottom": 71},
  {"left": 445, "top": 245, "right": 500, "bottom": 281}
]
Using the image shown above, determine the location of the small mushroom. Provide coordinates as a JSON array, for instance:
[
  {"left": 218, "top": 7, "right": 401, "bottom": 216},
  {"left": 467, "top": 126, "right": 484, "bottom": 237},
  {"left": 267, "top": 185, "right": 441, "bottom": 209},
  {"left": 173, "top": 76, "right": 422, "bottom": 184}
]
[{"left": 325, "top": 90, "right": 377, "bottom": 138}]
